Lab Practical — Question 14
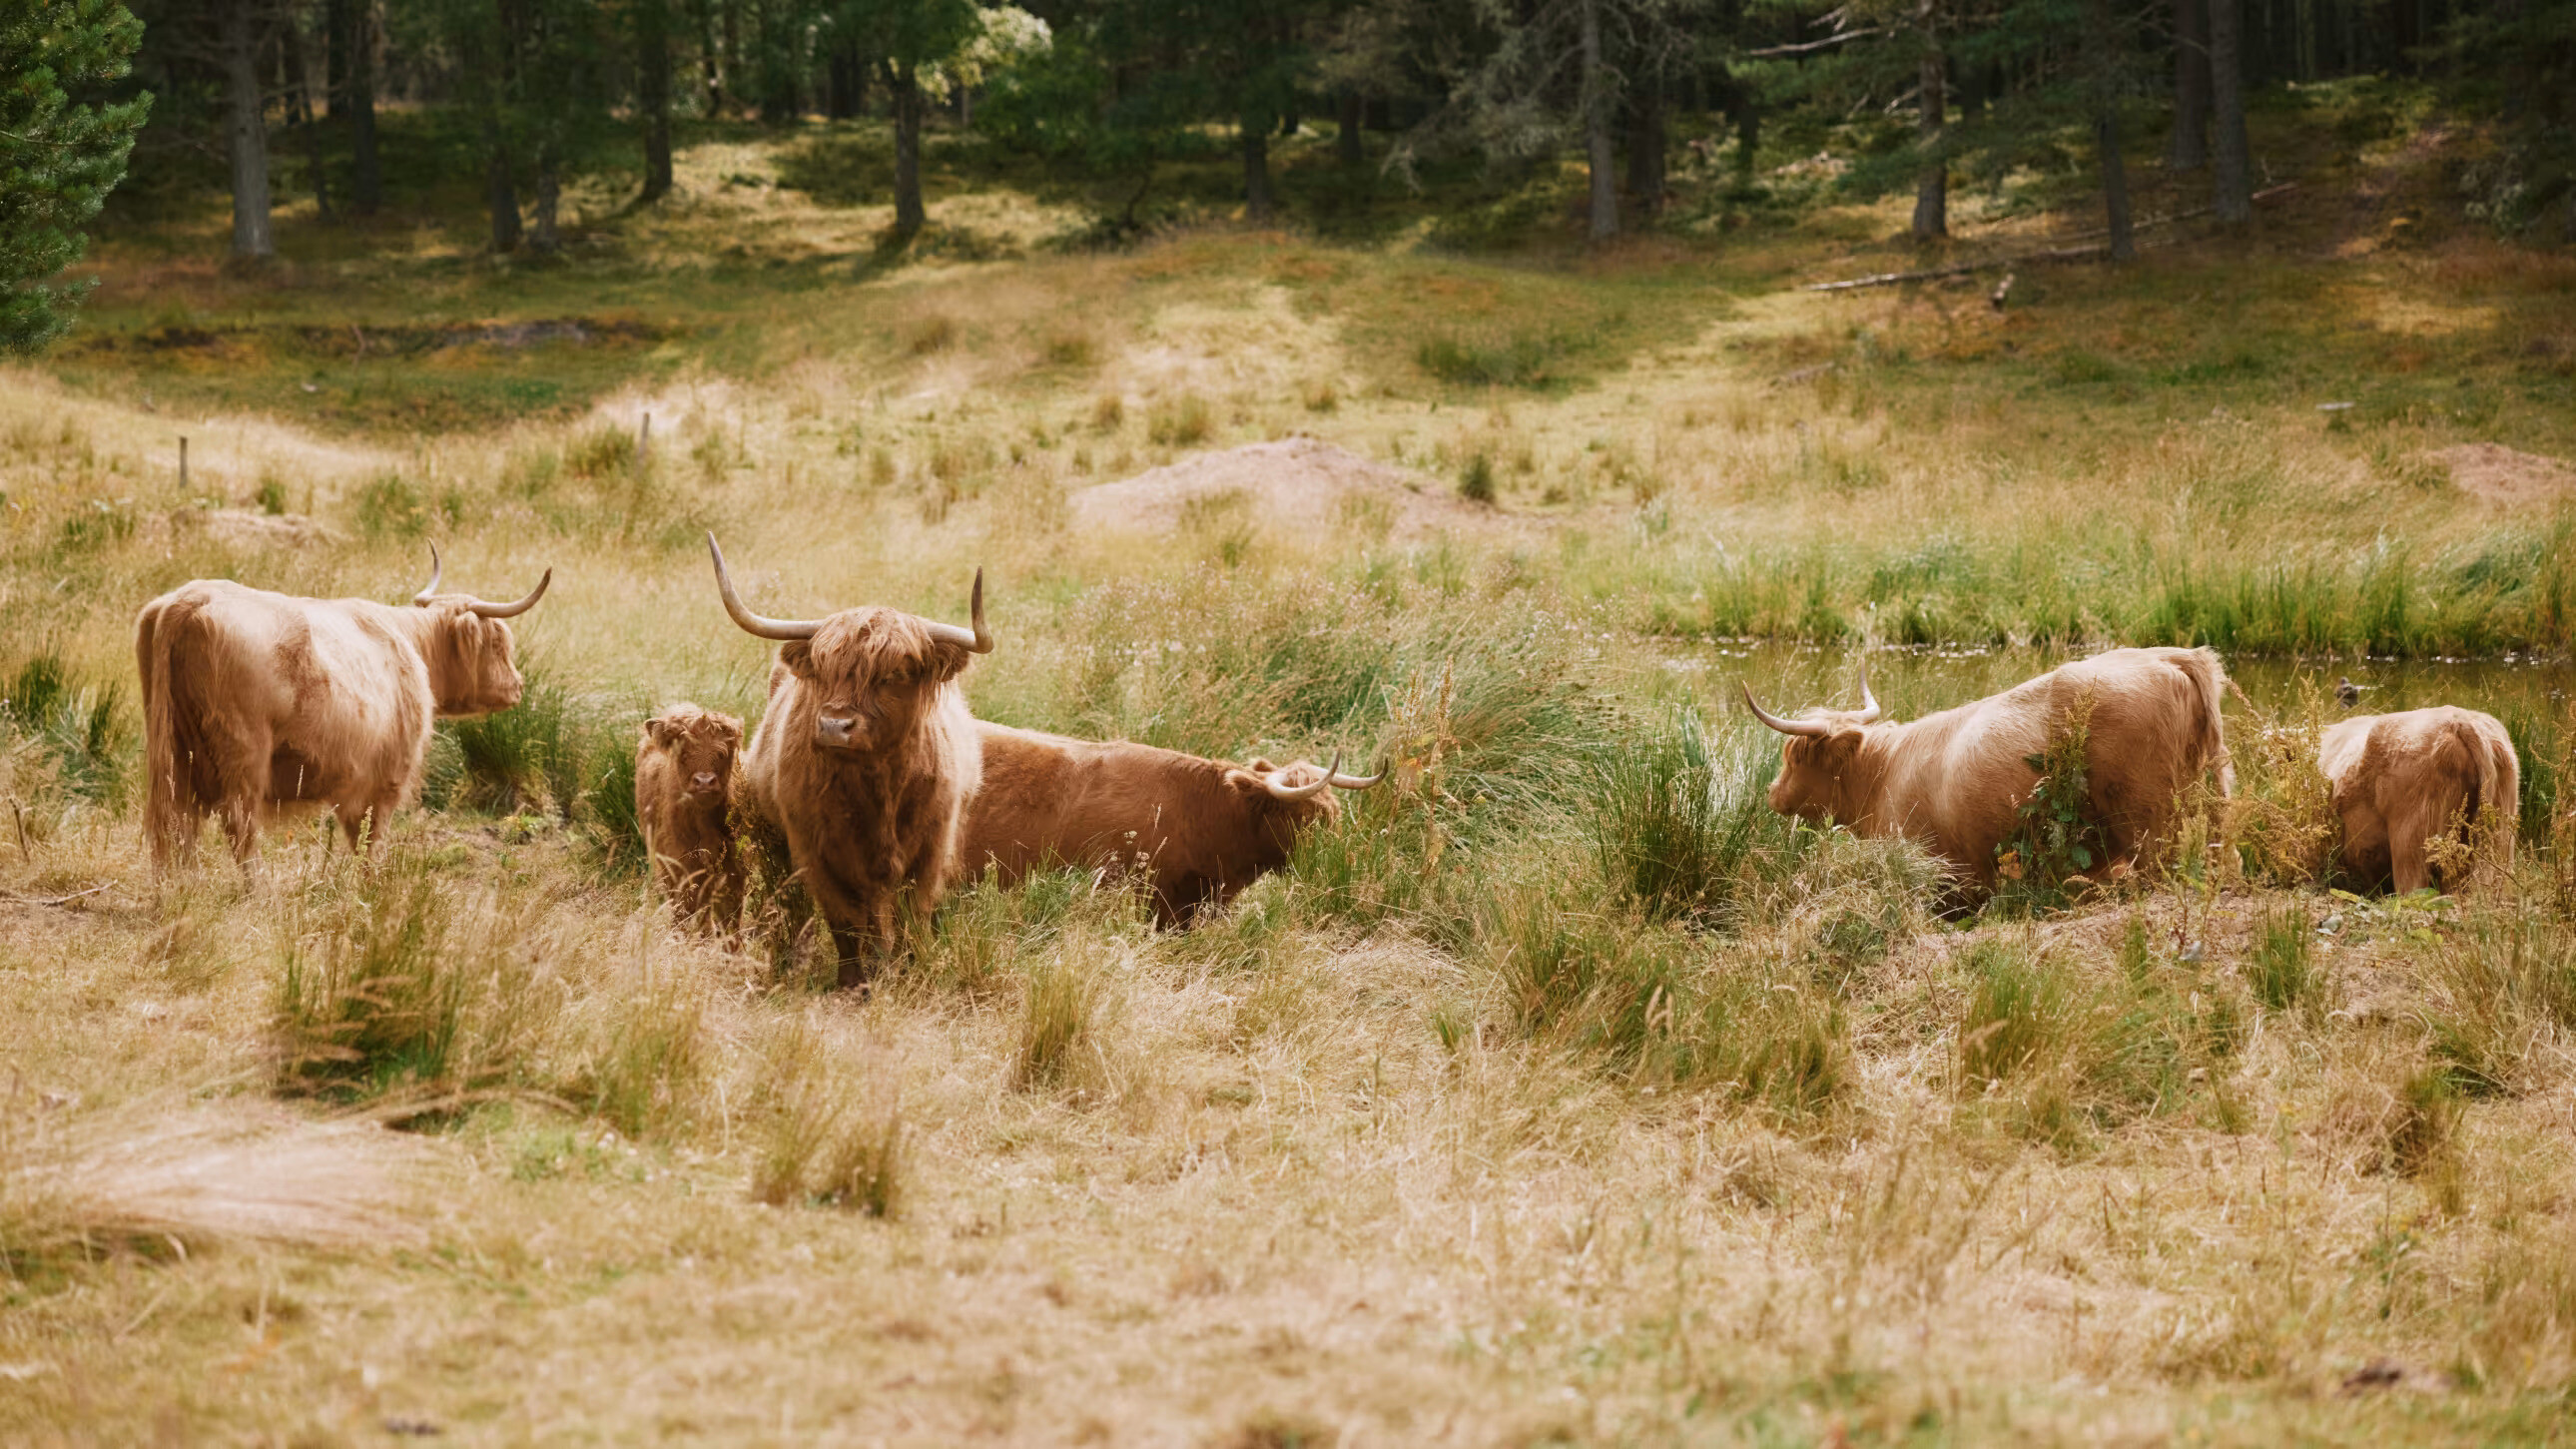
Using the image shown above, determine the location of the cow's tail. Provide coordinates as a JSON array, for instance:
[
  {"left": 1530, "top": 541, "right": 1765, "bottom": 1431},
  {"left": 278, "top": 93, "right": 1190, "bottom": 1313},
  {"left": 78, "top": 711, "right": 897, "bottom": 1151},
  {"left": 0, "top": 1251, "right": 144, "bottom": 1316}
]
[
  {"left": 2177, "top": 647, "right": 2236, "bottom": 798},
  {"left": 136, "top": 595, "right": 212, "bottom": 869},
  {"left": 2454, "top": 717, "right": 2520, "bottom": 875}
]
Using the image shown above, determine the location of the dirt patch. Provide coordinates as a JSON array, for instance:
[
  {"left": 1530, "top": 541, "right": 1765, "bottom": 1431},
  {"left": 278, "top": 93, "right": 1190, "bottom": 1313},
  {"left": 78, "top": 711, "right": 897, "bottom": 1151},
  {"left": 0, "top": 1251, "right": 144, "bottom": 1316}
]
[
  {"left": 1069, "top": 437, "right": 1524, "bottom": 541},
  {"left": 2426, "top": 442, "right": 2576, "bottom": 508},
  {"left": 191, "top": 509, "right": 342, "bottom": 549}
]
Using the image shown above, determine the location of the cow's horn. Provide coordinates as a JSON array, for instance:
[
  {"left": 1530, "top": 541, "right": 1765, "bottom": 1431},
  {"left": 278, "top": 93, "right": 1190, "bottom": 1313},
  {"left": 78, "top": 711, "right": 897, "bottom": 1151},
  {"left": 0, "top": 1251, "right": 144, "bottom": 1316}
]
[
  {"left": 1328, "top": 759, "right": 1387, "bottom": 790},
  {"left": 467, "top": 568, "right": 551, "bottom": 619},
  {"left": 708, "top": 532, "right": 822, "bottom": 641},
  {"left": 1742, "top": 682, "right": 1831, "bottom": 738},
  {"left": 412, "top": 542, "right": 443, "bottom": 604},
  {"left": 1854, "top": 661, "right": 1883, "bottom": 723},
  {"left": 921, "top": 569, "right": 995, "bottom": 654},
  {"left": 1263, "top": 750, "right": 1339, "bottom": 801}
]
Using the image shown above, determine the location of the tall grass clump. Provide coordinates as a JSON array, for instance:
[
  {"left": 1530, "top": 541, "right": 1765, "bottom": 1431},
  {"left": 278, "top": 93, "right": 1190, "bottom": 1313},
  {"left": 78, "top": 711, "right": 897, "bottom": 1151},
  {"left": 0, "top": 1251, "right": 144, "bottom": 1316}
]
[
  {"left": 2423, "top": 892, "right": 2576, "bottom": 1097},
  {"left": 2247, "top": 903, "right": 2320, "bottom": 1018},
  {"left": 1589, "top": 712, "right": 1815, "bottom": 929},
  {"left": 567, "top": 956, "right": 713, "bottom": 1141},
  {"left": 1476, "top": 859, "right": 1851, "bottom": 1111},
  {"left": 2227, "top": 696, "right": 2339, "bottom": 886},
  {"left": 273, "top": 850, "right": 552, "bottom": 1102},
  {"left": 1987, "top": 694, "right": 2106, "bottom": 914},
  {"left": 0, "top": 650, "right": 129, "bottom": 807},
  {"left": 1013, "top": 951, "right": 1107, "bottom": 1095},
  {"left": 748, "top": 1020, "right": 907, "bottom": 1216},
  {"left": 1955, "top": 934, "right": 2240, "bottom": 1146}
]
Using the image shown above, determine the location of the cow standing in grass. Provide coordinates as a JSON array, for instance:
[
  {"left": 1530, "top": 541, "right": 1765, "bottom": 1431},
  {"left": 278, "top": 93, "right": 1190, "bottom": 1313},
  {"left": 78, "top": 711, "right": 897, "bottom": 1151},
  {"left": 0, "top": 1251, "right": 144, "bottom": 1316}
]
[
  {"left": 710, "top": 534, "right": 989, "bottom": 987},
  {"left": 1742, "top": 646, "right": 2234, "bottom": 887},
  {"left": 958, "top": 725, "right": 1383, "bottom": 926},
  {"left": 635, "top": 703, "right": 746, "bottom": 934},
  {"left": 135, "top": 547, "right": 550, "bottom": 869},
  {"left": 2318, "top": 707, "right": 2518, "bottom": 894}
]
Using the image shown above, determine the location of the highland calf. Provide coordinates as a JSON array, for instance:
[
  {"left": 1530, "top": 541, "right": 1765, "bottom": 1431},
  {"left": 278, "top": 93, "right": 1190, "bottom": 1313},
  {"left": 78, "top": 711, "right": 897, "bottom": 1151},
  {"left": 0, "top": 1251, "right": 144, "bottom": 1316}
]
[
  {"left": 958, "top": 725, "right": 1382, "bottom": 925},
  {"left": 1743, "top": 646, "right": 2235, "bottom": 887},
  {"left": 2318, "top": 707, "right": 2519, "bottom": 894},
  {"left": 135, "top": 547, "right": 550, "bottom": 869},
  {"left": 635, "top": 703, "right": 747, "bottom": 933},
  {"left": 711, "top": 534, "right": 990, "bottom": 987}
]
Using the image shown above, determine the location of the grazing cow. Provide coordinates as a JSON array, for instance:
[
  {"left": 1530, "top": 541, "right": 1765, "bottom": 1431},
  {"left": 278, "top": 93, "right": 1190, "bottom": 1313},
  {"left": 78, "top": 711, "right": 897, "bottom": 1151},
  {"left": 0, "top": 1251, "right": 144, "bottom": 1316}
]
[
  {"left": 1742, "top": 646, "right": 2235, "bottom": 887},
  {"left": 958, "top": 724, "right": 1383, "bottom": 925},
  {"left": 635, "top": 703, "right": 746, "bottom": 933},
  {"left": 136, "top": 547, "right": 550, "bottom": 869},
  {"left": 710, "top": 534, "right": 989, "bottom": 987},
  {"left": 2317, "top": 707, "right": 2518, "bottom": 894}
]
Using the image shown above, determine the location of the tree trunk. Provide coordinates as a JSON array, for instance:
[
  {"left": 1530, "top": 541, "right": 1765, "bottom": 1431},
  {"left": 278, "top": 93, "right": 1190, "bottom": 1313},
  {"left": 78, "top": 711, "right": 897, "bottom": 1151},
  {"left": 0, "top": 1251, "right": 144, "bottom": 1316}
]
[
  {"left": 1335, "top": 89, "right": 1363, "bottom": 166},
  {"left": 530, "top": 145, "right": 561, "bottom": 252},
  {"left": 2210, "top": 0, "right": 2253, "bottom": 222},
  {"left": 697, "top": 0, "right": 724, "bottom": 115},
  {"left": 1912, "top": 0, "right": 1948, "bottom": 241},
  {"left": 1959, "top": 50, "right": 1987, "bottom": 123},
  {"left": 1578, "top": 0, "right": 1616, "bottom": 242},
  {"left": 640, "top": 0, "right": 674, "bottom": 201},
  {"left": 1627, "top": 70, "right": 1666, "bottom": 211},
  {"left": 720, "top": 0, "right": 741, "bottom": 116},
  {"left": 284, "top": 17, "right": 333, "bottom": 221},
  {"left": 1726, "top": 70, "right": 1759, "bottom": 180},
  {"left": 891, "top": 64, "right": 926, "bottom": 237},
  {"left": 2089, "top": 0, "right": 2136, "bottom": 259},
  {"left": 2170, "top": 0, "right": 2211, "bottom": 168},
  {"left": 1241, "top": 121, "right": 1273, "bottom": 222},
  {"left": 484, "top": 111, "right": 521, "bottom": 253},
  {"left": 222, "top": 0, "right": 275, "bottom": 260},
  {"left": 343, "top": 0, "right": 379, "bottom": 212}
]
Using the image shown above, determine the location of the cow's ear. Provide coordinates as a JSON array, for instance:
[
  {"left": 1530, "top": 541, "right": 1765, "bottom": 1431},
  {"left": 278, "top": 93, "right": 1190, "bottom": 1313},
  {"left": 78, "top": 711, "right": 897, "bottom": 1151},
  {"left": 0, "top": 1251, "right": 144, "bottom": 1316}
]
[
  {"left": 1223, "top": 768, "right": 1267, "bottom": 800},
  {"left": 778, "top": 640, "right": 817, "bottom": 679},
  {"left": 1245, "top": 757, "right": 1276, "bottom": 774},
  {"left": 645, "top": 718, "right": 677, "bottom": 747}
]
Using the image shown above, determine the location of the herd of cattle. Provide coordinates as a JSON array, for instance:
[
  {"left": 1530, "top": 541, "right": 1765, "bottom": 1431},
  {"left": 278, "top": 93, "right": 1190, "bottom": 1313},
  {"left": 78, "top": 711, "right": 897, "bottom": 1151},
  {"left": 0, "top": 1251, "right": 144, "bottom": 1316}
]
[{"left": 132, "top": 540, "right": 2521, "bottom": 984}]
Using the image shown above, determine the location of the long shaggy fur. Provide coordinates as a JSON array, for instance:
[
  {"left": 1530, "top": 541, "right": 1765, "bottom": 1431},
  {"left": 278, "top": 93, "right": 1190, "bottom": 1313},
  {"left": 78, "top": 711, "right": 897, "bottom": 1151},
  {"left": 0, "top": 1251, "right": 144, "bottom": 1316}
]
[
  {"left": 135, "top": 579, "right": 528, "bottom": 869},
  {"left": 1758, "top": 646, "right": 2236, "bottom": 887},
  {"left": 959, "top": 724, "right": 1346, "bottom": 926},
  {"left": 737, "top": 610, "right": 981, "bottom": 986},
  {"left": 636, "top": 703, "right": 746, "bottom": 933},
  {"left": 2318, "top": 706, "right": 2519, "bottom": 893}
]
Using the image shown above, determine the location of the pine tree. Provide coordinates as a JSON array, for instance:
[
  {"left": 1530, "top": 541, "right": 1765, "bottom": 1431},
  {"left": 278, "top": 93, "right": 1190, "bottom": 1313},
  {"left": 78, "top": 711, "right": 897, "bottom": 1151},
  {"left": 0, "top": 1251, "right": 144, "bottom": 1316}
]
[{"left": 1, "top": 0, "right": 152, "bottom": 354}]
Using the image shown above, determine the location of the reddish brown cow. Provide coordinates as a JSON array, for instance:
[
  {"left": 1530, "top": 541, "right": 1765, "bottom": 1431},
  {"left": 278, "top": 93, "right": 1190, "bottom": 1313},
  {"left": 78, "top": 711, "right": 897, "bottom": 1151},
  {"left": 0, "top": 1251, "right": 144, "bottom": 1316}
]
[
  {"left": 958, "top": 724, "right": 1383, "bottom": 925},
  {"left": 136, "top": 547, "right": 550, "bottom": 869},
  {"left": 1743, "top": 646, "right": 2234, "bottom": 887},
  {"left": 2317, "top": 707, "right": 2518, "bottom": 894},
  {"left": 636, "top": 703, "right": 746, "bottom": 933},
  {"left": 712, "top": 535, "right": 990, "bottom": 987}
]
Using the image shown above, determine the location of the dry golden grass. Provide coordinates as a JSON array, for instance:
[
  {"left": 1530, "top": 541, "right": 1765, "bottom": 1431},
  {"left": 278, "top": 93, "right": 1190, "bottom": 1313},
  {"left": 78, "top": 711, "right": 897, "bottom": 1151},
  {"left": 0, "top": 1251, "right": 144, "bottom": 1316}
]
[{"left": 4, "top": 131, "right": 2575, "bottom": 1442}]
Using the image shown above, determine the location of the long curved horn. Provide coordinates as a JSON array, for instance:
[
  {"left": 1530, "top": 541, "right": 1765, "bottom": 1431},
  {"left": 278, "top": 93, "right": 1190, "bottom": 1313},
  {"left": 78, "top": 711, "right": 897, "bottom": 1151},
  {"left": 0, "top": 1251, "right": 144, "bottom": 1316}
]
[
  {"left": 466, "top": 568, "right": 552, "bottom": 619},
  {"left": 1328, "top": 758, "right": 1387, "bottom": 790},
  {"left": 412, "top": 543, "right": 443, "bottom": 604},
  {"left": 1854, "top": 660, "right": 1883, "bottom": 723},
  {"left": 708, "top": 532, "right": 822, "bottom": 641},
  {"left": 1263, "top": 750, "right": 1340, "bottom": 801},
  {"left": 921, "top": 569, "right": 994, "bottom": 654},
  {"left": 1742, "top": 681, "right": 1831, "bottom": 738}
]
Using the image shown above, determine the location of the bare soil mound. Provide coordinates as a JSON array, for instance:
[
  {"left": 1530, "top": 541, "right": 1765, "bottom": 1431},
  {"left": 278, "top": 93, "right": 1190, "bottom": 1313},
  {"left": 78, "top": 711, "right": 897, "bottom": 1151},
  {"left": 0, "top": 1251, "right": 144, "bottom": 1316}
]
[
  {"left": 1069, "top": 437, "right": 1516, "bottom": 540},
  {"left": 2429, "top": 443, "right": 2576, "bottom": 509}
]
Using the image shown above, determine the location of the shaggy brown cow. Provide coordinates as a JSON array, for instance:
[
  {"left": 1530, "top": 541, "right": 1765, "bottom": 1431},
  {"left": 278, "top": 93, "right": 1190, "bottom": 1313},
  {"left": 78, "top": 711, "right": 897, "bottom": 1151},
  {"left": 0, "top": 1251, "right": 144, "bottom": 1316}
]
[
  {"left": 635, "top": 703, "right": 746, "bottom": 933},
  {"left": 2317, "top": 707, "right": 2518, "bottom": 894},
  {"left": 1743, "top": 646, "right": 2234, "bottom": 887},
  {"left": 712, "top": 534, "right": 990, "bottom": 987},
  {"left": 136, "top": 547, "right": 550, "bottom": 869},
  {"left": 958, "top": 724, "right": 1383, "bottom": 925}
]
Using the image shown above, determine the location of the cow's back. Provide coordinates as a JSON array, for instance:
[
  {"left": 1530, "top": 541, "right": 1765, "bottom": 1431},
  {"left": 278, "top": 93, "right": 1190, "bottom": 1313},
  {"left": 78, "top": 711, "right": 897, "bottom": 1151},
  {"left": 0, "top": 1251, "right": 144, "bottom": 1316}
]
[{"left": 2322, "top": 707, "right": 2518, "bottom": 888}]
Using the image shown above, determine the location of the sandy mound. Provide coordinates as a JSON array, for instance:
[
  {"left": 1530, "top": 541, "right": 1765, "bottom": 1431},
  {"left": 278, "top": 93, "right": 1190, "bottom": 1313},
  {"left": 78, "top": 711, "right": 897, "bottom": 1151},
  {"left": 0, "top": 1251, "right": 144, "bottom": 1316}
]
[
  {"left": 1069, "top": 437, "right": 1510, "bottom": 540},
  {"left": 2428, "top": 443, "right": 2576, "bottom": 508},
  {"left": 193, "top": 509, "right": 342, "bottom": 548}
]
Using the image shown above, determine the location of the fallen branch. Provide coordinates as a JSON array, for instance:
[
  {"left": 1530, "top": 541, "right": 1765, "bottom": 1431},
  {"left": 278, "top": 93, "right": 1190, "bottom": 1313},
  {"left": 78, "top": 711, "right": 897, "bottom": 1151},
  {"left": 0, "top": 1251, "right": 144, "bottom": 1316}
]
[
  {"left": 3, "top": 884, "right": 112, "bottom": 908},
  {"left": 1744, "top": 27, "right": 1884, "bottom": 57},
  {"left": 1801, "top": 182, "right": 2300, "bottom": 294}
]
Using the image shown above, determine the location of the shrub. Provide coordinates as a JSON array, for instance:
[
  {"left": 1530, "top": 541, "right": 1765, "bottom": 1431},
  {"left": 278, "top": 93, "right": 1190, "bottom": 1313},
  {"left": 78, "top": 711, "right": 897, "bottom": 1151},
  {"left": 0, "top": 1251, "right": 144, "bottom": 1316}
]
[
  {"left": 354, "top": 472, "right": 429, "bottom": 538},
  {"left": 1145, "top": 393, "right": 1213, "bottom": 446},
  {"left": 1590, "top": 712, "right": 1813, "bottom": 929},
  {"left": 0, "top": 652, "right": 128, "bottom": 807},
  {"left": 1459, "top": 450, "right": 1497, "bottom": 504},
  {"left": 1990, "top": 692, "right": 2108, "bottom": 913}
]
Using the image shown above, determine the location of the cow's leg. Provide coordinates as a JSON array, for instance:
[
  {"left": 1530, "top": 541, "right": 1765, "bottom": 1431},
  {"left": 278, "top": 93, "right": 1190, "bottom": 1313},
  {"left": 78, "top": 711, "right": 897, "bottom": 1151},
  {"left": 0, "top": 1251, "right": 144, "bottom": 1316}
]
[{"left": 2385, "top": 797, "right": 2441, "bottom": 895}]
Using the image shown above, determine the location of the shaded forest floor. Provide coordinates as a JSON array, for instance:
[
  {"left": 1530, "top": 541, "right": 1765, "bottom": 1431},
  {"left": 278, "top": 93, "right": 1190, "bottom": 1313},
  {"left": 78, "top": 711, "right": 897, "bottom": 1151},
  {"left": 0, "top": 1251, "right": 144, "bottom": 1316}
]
[{"left": 3, "top": 87, "right": 2575, "bottom": 1444}]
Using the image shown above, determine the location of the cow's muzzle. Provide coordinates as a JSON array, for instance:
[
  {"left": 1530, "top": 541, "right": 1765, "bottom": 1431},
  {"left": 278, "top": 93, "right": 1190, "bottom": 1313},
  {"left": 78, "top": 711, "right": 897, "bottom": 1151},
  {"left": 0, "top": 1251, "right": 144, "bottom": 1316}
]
[
  {"left": 688, "top": 772, "right": 723, "bottom": 794},
  {"left": 813, "top": 715, "right": 862, "bottom": 749}
]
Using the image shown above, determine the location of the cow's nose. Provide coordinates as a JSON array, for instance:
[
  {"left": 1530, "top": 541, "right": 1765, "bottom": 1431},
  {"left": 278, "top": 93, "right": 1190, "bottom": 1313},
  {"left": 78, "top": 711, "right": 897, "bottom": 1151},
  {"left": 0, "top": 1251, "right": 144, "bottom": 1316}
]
[
  {"left": 815, "top": 715, "right": 857, "bottom": 746},
  {"left": 692, "top": 771, "right": 718, "bottom": 789}
]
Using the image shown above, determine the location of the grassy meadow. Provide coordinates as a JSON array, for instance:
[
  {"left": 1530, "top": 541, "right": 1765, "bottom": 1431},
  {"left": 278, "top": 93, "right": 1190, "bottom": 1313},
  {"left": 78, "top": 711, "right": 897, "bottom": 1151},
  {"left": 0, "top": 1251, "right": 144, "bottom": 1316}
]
[{"left": 5, "top": 90, "right": 2576, "bottom": 1443}]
